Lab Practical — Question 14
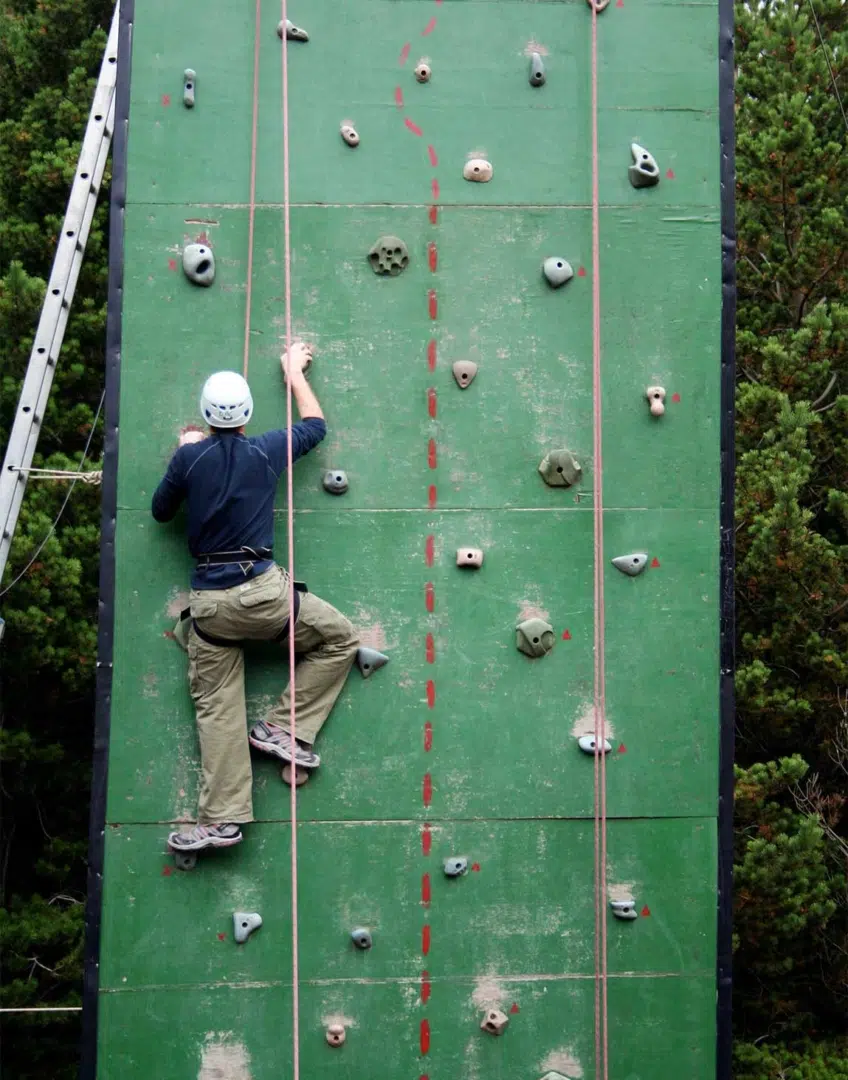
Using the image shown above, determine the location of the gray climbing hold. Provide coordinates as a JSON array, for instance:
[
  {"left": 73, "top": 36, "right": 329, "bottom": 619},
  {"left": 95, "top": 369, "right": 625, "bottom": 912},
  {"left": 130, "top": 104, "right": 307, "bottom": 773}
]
[
  {"left": 452, "top": 360, "right": 478, "bottom": 388},
  {"left": 610, "top": 898, "right": 639, "bottom": 921},
  {"left": 586, "top": 0, "right": 611, "bottom": 10},
  {"left": 578, "top": 734, "right": 612, "bottom": 754},
  {"left": 277, "top": 18, "right": 309, "bottom": 41},
  {"left": 322, "top": 470, "right": 349, "bottom": 495},
  {"left": 529, "top": 52, "right": 546, "bottom": 87},
  {"left": 414, "top": 62, "right": 431, "bottom": 83},
  {"left": 538, "top": 449, "right": 581, "bottom": 488},
  {"left": 647, "top": 385, "right": 666, "bottom": 417},
  {"left": 340, "top": 123, "right": 360, "bottom": 148},
  {"left": 326, "top": 1024, "right": 346, "bottom": 1047},
  {"left": 543, "top": 257, "right": 574, "bottom": 289},
  {"left": 611, "top": 553, "right": 648, "bottom": 577},
  {"left": 183, "top": 69, "right": 196, "bottom": 108},
  {"left": 368, "top": 235, "right": 409, "bottom": 276},
  {"left": 351, "top": 928, "right": 373, "bottom": 950},
  {"left": 516, "top": 617, "right": 555, "bottom": 658},
  {"left": 182, "top": 243, "right": 215, "bottom": 287},
  {"left": 173, "top": 851, "right": 197, "bottom": 871},
  {"left": 233, "top": 911, "right": 263, "bottom": 943},
  {"left": 629, "top": 142, "right": 660, "bottom": 188},
  {"left": 480, "top": 1009, "right": 509, "bottom": 1035},
  {"left": 463, "top": 158, "right": 493, "bottom": 183},
  {"left": 456, "top": 548, "right": 484, "bottom": 569},
  {"left": 444, "top": 856, "right": 468, "bottom": 877},
  {"left": 356, "top": 647, "right": 389, "bottom": 678}
]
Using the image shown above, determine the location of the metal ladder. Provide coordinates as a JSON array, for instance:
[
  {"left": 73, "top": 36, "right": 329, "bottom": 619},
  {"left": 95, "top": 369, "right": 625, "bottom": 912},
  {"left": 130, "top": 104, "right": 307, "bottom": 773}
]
[{"left": 0, "top": 2, "right": 120, "bottom": 589}]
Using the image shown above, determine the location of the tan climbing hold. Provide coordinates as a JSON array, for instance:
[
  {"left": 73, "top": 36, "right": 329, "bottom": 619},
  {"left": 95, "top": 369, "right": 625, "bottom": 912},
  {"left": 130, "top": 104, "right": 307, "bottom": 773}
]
[
  {"left": 463, "top": 158, "right": 493, "bottom": 183},
  {"left": 646, "top": 386, "right": 666, "bottom": 416},
  {"left": 340, "top": 123, "right": 360, "bottom": 147},
  {"left": 452, "top": 360, "right": 478, "bottom": 388},
  {"left": 414, "top": 62, "right": 431, "bottom": 83},
  {"left": 456, "top": 548, "right": 484, "bottom": 569}
]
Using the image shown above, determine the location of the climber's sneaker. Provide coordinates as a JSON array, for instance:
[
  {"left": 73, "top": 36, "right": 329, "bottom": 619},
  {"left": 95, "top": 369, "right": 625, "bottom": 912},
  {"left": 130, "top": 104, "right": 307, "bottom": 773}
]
[
  {"left": 249, "top": 720, "right": 321, "bottom": 769},
  {"left": 167, "top": 822, "right": 243, "bottom": 852}
]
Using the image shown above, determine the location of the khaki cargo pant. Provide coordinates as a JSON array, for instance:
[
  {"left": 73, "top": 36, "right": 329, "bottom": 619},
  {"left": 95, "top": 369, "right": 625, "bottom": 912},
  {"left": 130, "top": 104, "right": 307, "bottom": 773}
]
[{"left": 187, "top": 564, "right": 359, "bottom": 824}]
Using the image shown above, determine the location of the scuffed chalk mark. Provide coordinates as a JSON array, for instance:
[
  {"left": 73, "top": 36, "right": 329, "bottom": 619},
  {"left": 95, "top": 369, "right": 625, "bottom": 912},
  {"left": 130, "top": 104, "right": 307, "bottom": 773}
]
[
  {"left": 607, "top": 881, "right": 636, "bottom": 902},
  {"left": 471, "top": 975, "right": 509, "bottom": 1010},
  {"left": 571, "top": 700, "right": 616, "bottom": 741},
  {"left": 518, "top": 600, "right": 551, "bottom": 624},
  {"left": 523, "top": 39, "right": 549, "bottom": 56},
  {"left": 142, "top": 671, "right": 159, "bottom": 699},
  {"left": 540, "top": 1048, "right": 583, "bottom": 1079},
  {"left": 166, "top": 587, "right": 190, "bottom": 618},
  {"left": 198, "top": 1035, "right": 252, "bottom": 1080},
  {"left": 354, "top": 619, "right": 388, "bottom": 651},
  {"left": 322, "top": 1011, "right": 356, "bottom": 1029}
]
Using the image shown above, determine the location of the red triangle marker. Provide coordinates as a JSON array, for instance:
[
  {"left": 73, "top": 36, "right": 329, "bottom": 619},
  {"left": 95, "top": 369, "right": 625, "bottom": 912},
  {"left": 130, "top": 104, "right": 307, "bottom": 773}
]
[
  {"left": 217, "top": 932, "right": 226, "bottom": 940},
  {"left": 577, "top": 266, "right": 587, "bottom": 277},
  {"left": 562, "top": 629, "right": 572, "bottom": 640},
  {"left": 671, "top": 392, "right": 681, "bottom": 403},
  {"left": 665, "top": 168, "right": 675, "bottom": 179},
  {"left": 650, "top": 557, "right": 660, "bottom": 568},
  {"left": 161, "top": 865, "right": 173, "bottom": 876},
  {"left": 618, "top": 743, "right": 626, "bottom": 754},
  {"left": 641, "top": 905, "right": 651, "bottom": 917},
  {"left": 471, "top": 862, "right": 481, "bottom": 872},
  {"left": 168, "top": 259, "right": 177, "bottom": 272},
  {"left": 616, "top": 0, "right": 624, "bottom": 7},
  {"left": 510, "top": 1003, "right": 520, "bottom": 1014}
]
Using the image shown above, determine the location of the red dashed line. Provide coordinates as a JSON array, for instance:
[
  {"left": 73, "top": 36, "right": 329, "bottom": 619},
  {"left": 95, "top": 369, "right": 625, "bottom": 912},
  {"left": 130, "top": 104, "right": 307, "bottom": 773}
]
[
  {"left": 428, "top": 439, "right": 437, "bottom": 469},
  {"left": 425, "top": 633, "right": 435, "bottom": 663},
  {"left": 428, "top": 242, "right": 438, "bottom": 272},
  {"left": 426, "top": 680, "right": 436, "bottom": 708},
  {"left": 422, "top": 824, "right": 432, "bottom": 855},
  {"left": 423, "top": 773, "right": 433, "bottom": 807},
  {"left": 395, "top": 86, "right": 404, "bottom": 109},
  {"left": 400, "top": 42, "right": 411, "bottom": 64},
  {"left": 422, "top": 874, "right": 431, "bottom": 905},
  {"left": 425, "top": 536, "right": 435, "bottom": 566},
  {"left": 405, "top": 117, "right": 424, "bottom": 136},
  {"left": 428, "top": 484, "right": 437, "bottom": 509},
  {"left": 428, "top": 145, "right": 439, "bottom": 167},
  {"left": 431, "top": 178, "right": 440, "bottom": 201},
  {"left": 421, "top": 970, "right": 432, "bottom": 1002},
  {"left": 427, "top": 339, "right": 437, "bottom": 371},
  {"left": 422, "top": 16, "right": 437, "bottom": 35},
  {"left": 422, "top": 925, "right": 432, "bottom": 956},
  {"left": 428, "top": 388, "right": 437, "bottom": 418},
  {"left": 428, "top": 291, "right": 438, "bottom": 319},
  {"left": 420, "top": 1018, "right": 431, "bottom": 1052},
  {"left": 424, "top": 720, "right": 433, "bottom": 750},
  {"left": 429, "top": 205, "right": 438, "bottom": 225},
  {"left": 425, "top": 582, "right": 435, "bottom": 612}
]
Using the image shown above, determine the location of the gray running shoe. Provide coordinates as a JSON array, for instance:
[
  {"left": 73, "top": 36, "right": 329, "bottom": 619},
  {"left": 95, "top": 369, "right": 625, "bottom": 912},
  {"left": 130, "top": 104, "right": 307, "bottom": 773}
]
[
  {"left": 249, "top": 721, "right": 321, "bottom": 769},
  {"left": 167, "top": 822, "right": 243, "bottom": 852}
]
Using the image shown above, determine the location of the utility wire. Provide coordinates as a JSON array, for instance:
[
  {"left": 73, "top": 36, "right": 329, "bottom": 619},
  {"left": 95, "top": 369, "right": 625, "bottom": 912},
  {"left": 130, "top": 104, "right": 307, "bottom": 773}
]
[
  {"left": 0, "top": 390, "right": 105, "bottom": 601},
  {"left": 806, "top": 0, "right": 848, "bottom": 134}
]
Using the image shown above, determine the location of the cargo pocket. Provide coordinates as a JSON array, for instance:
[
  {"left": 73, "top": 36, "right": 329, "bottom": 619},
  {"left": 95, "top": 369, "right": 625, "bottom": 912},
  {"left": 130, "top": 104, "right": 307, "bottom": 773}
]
[
  {"left": 238, "top": 574, "right": 283, "bottom": 609},
  {"left": 189, "top": 596, "right": 219, "bottom": 619}
]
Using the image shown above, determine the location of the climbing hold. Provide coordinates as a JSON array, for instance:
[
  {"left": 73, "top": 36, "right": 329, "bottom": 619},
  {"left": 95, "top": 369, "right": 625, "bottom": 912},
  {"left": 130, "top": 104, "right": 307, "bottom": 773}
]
[
  {"left": 182, "top": 243, "right": 215, "bottom": 287},
  {"left": 516, "top": 617, "right": 555, "bottom": 658},
  {"left": 183, "top": 69, "right": 196, "bottom": 109},
  {"left": 414, "top": 61, "right": 432, "bottom": 83},
  {"left": 444, "top": 856, "right": 468, "bottom": 877},
  {"left": 646, "top": 385, "right": 666, "bottom": 417},
  {"left": 322, "top": 470, "right": 349, "bottom": 495},
  {"left": 233, "top": 912, "right": 263, "bottom": 943},
  {"left": 326, "top": 1024, "right": 346, "bottom": 1047},
  {"left": 356, "top": 647, "right": 390, "bottom": 679},
  {"left": 542, "top": 257, "right": 574, "bottom": 289},
  {"left": 610, "top": 898, "right": 639, "bottom": 921},
  {"left": 277, "top": 18, "right": 309, "bottom": 41},
  {"left": 282, "top": 763, "right": 310, "bottom": 787},
  {"left": 351, "top": 928, "right": 373, "bottom": 950},
  {"left": 456, "top": 548, "right": 483, "bottom": 569},
  {"left": 463, "top": 158, "right": 493, "bottom": 183},
  {"left": 173, "top": 851, "right": 197, "bottom": 871},
  {"left": 586, "top": 0, "right": 611, "bottom": 10},
  {"left": 578, "top": 734, "right": 612, "bottom": 754},
  {"left": 629, "top": 142, "right": 660, "bottom": 188},
  {"left": 611, "top": 553, "right": 648, "bottom": 576},
  {"left": 340, "top": 123, "right": 360, "bottom": 148},
  {"left": 480, "top": 1009, "right": 509, "bottom": 1036},
  {"left": 538, "top": 449, "right": 582, "bottom": 488},
  {"left": 368, "top": 235, "right": 409, "bottom": 276},
  {"left": 452, "top": 360, "right": 478, "bottom": 388},
  {"left": 529, "top": 52, "right": 546, "bottom": 87}
]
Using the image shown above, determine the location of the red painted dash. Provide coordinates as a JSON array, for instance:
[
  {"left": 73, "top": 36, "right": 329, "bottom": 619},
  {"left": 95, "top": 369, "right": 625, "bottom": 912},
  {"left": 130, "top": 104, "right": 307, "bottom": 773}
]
[
  {"left": 427, "top": 339, "right": 437, "bottom": 371},
  {"left": 420, "top": 1017, "right": 431, "bottom": 1052},
  {"left": 428, "top": 290, "right": 437, "bottom": 319},
  {"left": 428, "top": 484, "right": 437, "bottom": 509},
  {"left": 425, "top": 582, "right": 435, "bottom": 612},
  {"left": 421, "top": 970, "right": 432, "bottom": 1002},
  {"left": 424, "top": 720, "right": 433, "bottom": 750},
  {"left": 422, "top": 924, "right": 431, "bottom": 956},
  {"left": 428, "top": 439, "right": 437, "bottom": 469},
  {"left": 422, "top": 824, "right": 432, "bottom": 855},
  {"left": 428, "top": 388, "right": 437, "bottom": 419},
  {"left": 425, "top": 536, "right": 435, "bottom": 567},
  {"left": 423, "top": 773, "right": 432, "bottom": 807},
  {"left": 428, "top": 242, "right": 438, "bottom": 272},
  {"left": 426, "top": 680, "right": 436, "bottom": 708},
  {"left": 422, "top": 16, "right": 437, "bottom": 35},
  {"left": 400, "top": 42, "right": 411, "bottom": 65},
  {"left": 428, "top": 145, "right": 439, "bottom": 168},
  {"left": 394, "top": 86, "right": 404, "bottom": 109},
  {"left": 422, "top": 874, "right": 431, "bottom": 905},
  {"left": 431, "top": 178, "right": 440, "bottom": 202},
  {"left": 425, "top": 632, "right": 435, "bottom": 663},
  {"left": 429, "top": 204, "right": 438, "bottom": 224},
  {"left": 405, "top": 117, "right": 424, "bottom": 137}
]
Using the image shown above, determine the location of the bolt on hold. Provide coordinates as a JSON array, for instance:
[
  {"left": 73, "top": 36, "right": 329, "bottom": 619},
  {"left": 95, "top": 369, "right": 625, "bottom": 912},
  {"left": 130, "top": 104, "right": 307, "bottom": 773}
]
[
  {"left": 542, "top": 257, "right": 574, "bottom": 289},
  {"left": 233, "top": 911, "right": 262, "bottom": 943},
  {"left": 340, "top": 122, "right": 360, "bottom": 147},
  {"left": 456, "top": 548, "right": 483, "bottom": 569},
  {"left": 611, "top": 553, "right": 648, "bottom": 576},
  {"left": 278, "top": 18, "right": 309, "bottom": 41},
  {"left": 629, "top": 142, "right": 660, "bottom": 188},
  {"left": 610, "top": 898, "right": 639, "bottom": 920},
  {"left": 368, "top": 235, "right": 409, "bottom": 276},
  {"left": 463, "top": 158, "right": 493, "bottom": 183},
  {"left": 538, "top": 448, "right": 582, "bottom": 488},
  {"left": 578, "top": 734, "right": 612, "bottom": 754},
  {"left": 516, "top": 617, "right": 555, "bottom": 658},
  {"left": 646, "top": 386, "right": 666, "bottom": 416},
  {"left": 351, "top": 928, "right": 373, "bottom": 950},
  {"left": 322, "top": 470, "right": 348, "bottom": 495},
  {"left": 444, "top": 856, "right": 468, "bottom": 877},
  {"left": 326, "top": 1024, "right": 346, "bottom": 1047},
  {"left": 182, "top": 243, "right": 215, "bottom": 286},
  {"left": 183, "top": 69, "right": 196, "bottom": 108},
  {"left": 415, "top": 61, "right": 432, "bottom": 83},
  {"left": 529, "top": 52, "right": 546, "bottom": 87},
  {"left": 481, "top": 1009, "right": 509, "bottom": 1036},
  {"left": 452, "top": 360, "right": 478, "bottom": 388}
]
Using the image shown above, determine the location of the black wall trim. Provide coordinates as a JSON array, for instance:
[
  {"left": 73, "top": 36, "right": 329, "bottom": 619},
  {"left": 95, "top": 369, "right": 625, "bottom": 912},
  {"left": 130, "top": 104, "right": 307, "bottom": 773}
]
[
  {"left": 716, "top": 0, "right": 737, "bottom": 1074},
  {"left": 79, "top": 2, "right": 135, "bottom": 1076}
]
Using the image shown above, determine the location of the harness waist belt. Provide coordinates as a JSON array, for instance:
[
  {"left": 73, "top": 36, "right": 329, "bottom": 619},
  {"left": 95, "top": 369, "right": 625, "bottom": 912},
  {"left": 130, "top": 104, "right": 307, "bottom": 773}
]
[
  {"left": 195, "top": 546, "right": 273, "bottom": 569},
  {"left": 187, "top": 581, "right": 305, "bottom": 649}
]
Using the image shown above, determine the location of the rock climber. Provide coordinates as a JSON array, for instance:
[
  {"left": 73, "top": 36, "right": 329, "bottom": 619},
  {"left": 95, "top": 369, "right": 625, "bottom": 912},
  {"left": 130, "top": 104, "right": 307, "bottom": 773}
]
[{"left": 151, "top": 342, "right": 359, "bottom": 853}]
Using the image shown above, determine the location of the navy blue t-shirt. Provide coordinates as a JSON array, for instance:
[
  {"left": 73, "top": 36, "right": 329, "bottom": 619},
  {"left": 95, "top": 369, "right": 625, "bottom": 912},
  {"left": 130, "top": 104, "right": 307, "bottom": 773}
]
[{"left": 151, "top": 419, "right": 326, "bottom": 589}]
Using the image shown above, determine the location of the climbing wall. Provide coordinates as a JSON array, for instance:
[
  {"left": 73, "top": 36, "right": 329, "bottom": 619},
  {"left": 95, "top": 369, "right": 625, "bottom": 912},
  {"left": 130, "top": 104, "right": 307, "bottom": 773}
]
[{"left": 88, "top": 0, "right": 733, "bottom": 1077}]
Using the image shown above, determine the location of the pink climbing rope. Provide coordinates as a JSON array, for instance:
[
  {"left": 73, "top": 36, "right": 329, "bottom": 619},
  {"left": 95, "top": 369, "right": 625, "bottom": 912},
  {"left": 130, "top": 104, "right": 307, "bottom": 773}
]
[
  {"left": 280, "top": 2, "right": 302, "bottom": 1079},
  {"left": 590, "top": 6, "right": 609, "bottom": 1080},
  {"left": 242, "top": 0, "right": 263, "bottom": 379}
]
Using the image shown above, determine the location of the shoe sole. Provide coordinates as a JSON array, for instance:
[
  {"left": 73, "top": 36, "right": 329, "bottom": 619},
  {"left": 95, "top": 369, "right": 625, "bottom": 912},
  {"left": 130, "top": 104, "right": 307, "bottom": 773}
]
[
  {"left": 248, "top": 734, "right": 320, "bottom": 769},
  {"left": 167, "top": 834, "right": 243, "bottom": 853}
]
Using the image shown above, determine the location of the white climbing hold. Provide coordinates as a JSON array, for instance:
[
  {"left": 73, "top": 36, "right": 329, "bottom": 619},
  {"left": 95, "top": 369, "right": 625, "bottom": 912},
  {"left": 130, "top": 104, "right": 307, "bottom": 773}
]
[
  {"left": 414, "top": 62, "right": 431, "bottom": 83},
  {"left": 629, "top": 142, "right": 660, "bottom": 188},
  {"left": 646, "top": 386, "right": 666, "bottom": 416},
  {"left": 340, "top": 123, "right": 360, "bottom": 147},
  {"left": 578, "top": 734, "right": 612, "bottom": 754},
  {"left": 463, "top": 158, "right": 493, "bottom": 183},
  {"left": 233, "top": 911, "right": 263, "bottom": 943},
  {"left": 611, "top": 553, "right": 648, "bottom": 576}
]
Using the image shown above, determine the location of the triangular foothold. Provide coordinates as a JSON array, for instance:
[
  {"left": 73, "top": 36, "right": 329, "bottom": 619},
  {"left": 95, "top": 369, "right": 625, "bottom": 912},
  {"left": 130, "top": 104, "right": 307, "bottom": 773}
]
[
  {"left": 628, "top": 142, "right": 660, "bottom": 188},
  {"left": 611, "top": 553, "right": 648, "bottom": 576},
  {"left": 182, "top": 243, "right": 215, "bottom": 287},
  {"left": 357, "top": 647, "right": 389, "bottom": 678},
  {"left": 543, "top": 257, "right": 574, "bottom": 288},
  {"left": 233, "top": 911, "right": 263, "bottom": 943},
  {"left": 452, "top": 360, "right": 478, "bottom": 388}
]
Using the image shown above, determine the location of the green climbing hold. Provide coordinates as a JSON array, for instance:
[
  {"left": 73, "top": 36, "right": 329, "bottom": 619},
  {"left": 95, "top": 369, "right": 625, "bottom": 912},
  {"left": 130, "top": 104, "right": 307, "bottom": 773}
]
[
  {"left": 182, "top": 243, "right": 215, "bottom": 287},
  {"left": 368, "top": 236, "right": 409, "bottom": 276},
  {"left": 538, "top": 449, "right": 581, "bottom": 488},
  {"left": 516, "top": 617, "right": 555, "bottom": 658}
]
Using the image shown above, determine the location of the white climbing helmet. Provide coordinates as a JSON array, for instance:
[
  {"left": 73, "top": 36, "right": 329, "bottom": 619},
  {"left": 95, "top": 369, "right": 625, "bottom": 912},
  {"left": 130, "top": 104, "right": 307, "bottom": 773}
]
[{"left": 199, "top": 371, "right": 253, "bottom": 429}]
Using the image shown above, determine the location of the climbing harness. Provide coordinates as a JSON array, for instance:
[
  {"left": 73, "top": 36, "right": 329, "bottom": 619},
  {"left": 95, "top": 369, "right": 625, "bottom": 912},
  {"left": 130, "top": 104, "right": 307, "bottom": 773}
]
[
  {"left": 172, "top": 579, "right": 306, "bottom": 650},
  {"left": 195, "top": 545, "right": 274, "bottom": 570}
]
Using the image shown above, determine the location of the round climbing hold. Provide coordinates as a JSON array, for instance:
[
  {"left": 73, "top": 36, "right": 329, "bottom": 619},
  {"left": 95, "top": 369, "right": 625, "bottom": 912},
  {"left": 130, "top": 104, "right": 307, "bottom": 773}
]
[
  {"left": 326, "top": 1024, "right": 346, "bottom": 1047},
  {"left": 542, "top": 257, "right": 574, "bottom": 289},
  {"left": 351, "top": 927, "right": 373, "bottom": 950},
  {"left": 463, "top": 158, "right": 493, "bottom": 183},
  {"left": 414, "top": 61, "right": 431, "bottom": 83},
  {"left": 281, "top": 763, "right": 309, "bottom": 787},
  {"left": 322, "top": 470, "right": 349, "bottom": 495},
  {"left": 340, "top": 123, "right": 360, "bottom": 147},
  {"left": 538, "top": 448, "right": 581, "bottom": 488},
  {"left": 367, "top": 235, "right": 409, "bottom": 276}
]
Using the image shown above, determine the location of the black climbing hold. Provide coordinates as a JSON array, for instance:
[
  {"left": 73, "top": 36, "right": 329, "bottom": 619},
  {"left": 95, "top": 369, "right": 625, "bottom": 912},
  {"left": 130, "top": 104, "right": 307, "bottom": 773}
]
[
  {"left": 529, "top": 52, "right": 546, "bottom": 87},
  {"left": 351, "top": 927, "right": 373, "bottom": 949},
  {"left": 356, "top": 647, "right": 389, "bottom": 678},
  {"left": 322, "top": 470, "right": 349, "bottom": 495},
  {"left": 368, "top": 236, "right": 409, "bottom": 276},
  {"left": 182, "top": 243, "right": 215, "bottom": 287}
]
